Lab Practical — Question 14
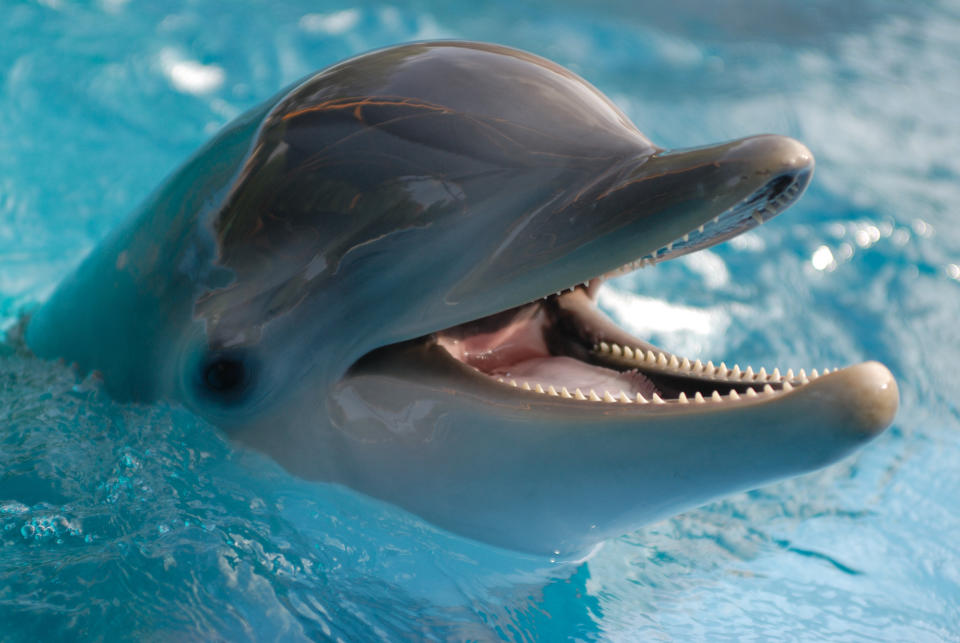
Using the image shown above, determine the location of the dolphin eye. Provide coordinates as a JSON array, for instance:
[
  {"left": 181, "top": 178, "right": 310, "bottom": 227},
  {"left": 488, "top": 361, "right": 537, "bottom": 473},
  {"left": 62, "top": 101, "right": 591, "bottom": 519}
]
[{"left": 200, "top": 352, "right": 252, "bottom": 398}]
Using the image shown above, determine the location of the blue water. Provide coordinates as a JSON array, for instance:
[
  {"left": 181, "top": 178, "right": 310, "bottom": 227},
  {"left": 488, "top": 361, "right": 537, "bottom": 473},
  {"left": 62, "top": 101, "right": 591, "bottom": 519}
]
[{"left": 2, "top": 0, "right": 959, "bottom": 639}]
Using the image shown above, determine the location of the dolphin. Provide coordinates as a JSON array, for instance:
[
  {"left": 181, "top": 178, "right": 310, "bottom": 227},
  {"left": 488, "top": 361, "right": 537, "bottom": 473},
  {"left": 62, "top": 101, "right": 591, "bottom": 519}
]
[{"left": 25, "top": 41, "right": 898, "bottom": 556}]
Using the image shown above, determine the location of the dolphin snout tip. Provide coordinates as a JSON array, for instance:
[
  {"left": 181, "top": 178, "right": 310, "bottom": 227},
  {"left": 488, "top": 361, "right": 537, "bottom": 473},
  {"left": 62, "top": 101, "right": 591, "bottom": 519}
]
[
  {"left": 738, "top": 134, "right": 815, "bottom": 175},
  {"left": 774, "top": 135, "right": 814, "bottom": 175},
  {"left": 826, "top": 361, "right": 899, "bottom": 440}
]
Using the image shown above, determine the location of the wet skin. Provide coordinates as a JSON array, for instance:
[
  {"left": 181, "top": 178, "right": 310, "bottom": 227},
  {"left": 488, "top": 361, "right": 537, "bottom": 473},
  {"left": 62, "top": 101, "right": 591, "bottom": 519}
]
[{"left": 26, "top": 42, "right": 897, "bottom": 555}]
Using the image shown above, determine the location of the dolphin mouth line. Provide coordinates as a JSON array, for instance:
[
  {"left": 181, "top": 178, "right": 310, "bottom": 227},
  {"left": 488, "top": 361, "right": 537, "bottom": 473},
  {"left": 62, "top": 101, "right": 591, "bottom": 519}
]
[
  {"left": 437, "top": 286, "right": 826, "bottom": 406},
  {"left": 370, "top": 168, "right": 828, "bottom": 407}
]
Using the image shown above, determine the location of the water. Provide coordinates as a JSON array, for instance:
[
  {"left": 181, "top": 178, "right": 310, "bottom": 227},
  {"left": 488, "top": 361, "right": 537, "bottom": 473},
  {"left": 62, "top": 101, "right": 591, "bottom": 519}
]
[{"left": 2, "top": 0, "right": 959, "bottom": 639}]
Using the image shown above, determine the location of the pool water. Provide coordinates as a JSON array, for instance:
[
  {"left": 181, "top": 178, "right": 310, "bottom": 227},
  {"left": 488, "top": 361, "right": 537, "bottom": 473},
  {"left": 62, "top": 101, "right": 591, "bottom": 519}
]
[{"left": 2, "top": 0, "right": 959, "bottom": 639}]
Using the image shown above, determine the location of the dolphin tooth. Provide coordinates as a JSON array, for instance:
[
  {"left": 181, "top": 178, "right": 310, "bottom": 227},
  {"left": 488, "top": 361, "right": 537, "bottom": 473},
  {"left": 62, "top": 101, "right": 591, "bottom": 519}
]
[
  {"left": 782, "top": 381, "right": 793, "bottom": 392},
  {"left": 698, "top": 224, "right": 705, "bottom": 234},
  {"left": 718, "top": 361, "right": 727, "bottom": 374},
  {"left": 786, "top": 368, "right": 795, "bottom": 380},
  {"left": 588, "top": 390, "right": 602, "bottom": 402},
  {"left": 618, "top": 391, "right": 632, "bottom": 403},
  {"left": 535, "top": 383, "right": 545, "bottom": 394},
  {"left": 745, "top": 387, "right": 758, "bottom": 397},
  {"left": 510, "top": 379, "right": 519, "bottom": 387},
  {"left": 497, "top": 377, "right": 505, "bottom": 383},
  {"left": 522, "top": 381, "right": 532, "bottom": 391},
  {"left": 678, "top": 392, "right": 689, "bottom": 404},
  {"left": 798, "top": 368, "right": 807, "bottom": 380},
  {"left": 622, "top": 346, "right": 634, "bottom": 359},
  {"left": 636, "top": 392, "right": 648, "bottom": 403},
  {"left": 810, "top": 369, "right": 820, "bottom": 379},
  {"left": 711, "top": 390, "right": 722, "bottom": 402},
  {"left": 712, "top": 215, "right": 720, "bottom": 223},
  {"left": 682, "top": 233, "right": 690, "bottom": 242},
  {"left": 694, "top": 391, "right": 705, "bottom": 403},
  {"left": 611, "top": 343, "right": 622, "bottom": 357},
  {"left": 752, "top": 211, "right": 764, "bottom": 224},
  {"left": 657, "top": 353, "right": 668, "bottom": 367},
  {"left": 693, "top": 359, "right": 704, "bottom": 372},
  {"left": 744, "top": 366, "right": 754, "bottom": 379},
  {"left": 763, "top": 384, "right": 774, "bottom": 394},
  {"left": 561, "top": 387, "right": 573, "bottom": 398},
  {"left": 729, "top": 389, "right": 741, "bottom": 400},
  {"left": 668, "top": 355, "right": 679, "bottom": 368},
  {"left": 706, "top": 360, "right": 716, "bottom": 374},
  {"left": 645, "top": 350, "right": 657, "bottom": 363},
  {"left": 603, "top": 391, "right": 617, "bottom": 403},
  {"left": 599, "top": 342, "right": 610, "bottom": 353},
  {"left": 574, "top": 388, "right": 587, "bottom": 401},
  {"left": 731, "top": 364, "right": 742, "bottom": 377},
  {"left": 681, "top": 357, "right": 691, "bottom": 370},
  {"left": 822, "top": 367, "right": 831, "bottom": 374},
  {"left": 771, "top": 367, "right": 781, "bottom": 381},
  {"left": 547, "top": 385, "right": 559, "bottom": 396},
  {"left": 666, "top": 242, "right": 674, "bottom": 251},
  {"left": 651, "top": 393, "right": 665, "bottom": 404},
  {"left": 758, "top": 367, "right": 768, "bottom": 380}
]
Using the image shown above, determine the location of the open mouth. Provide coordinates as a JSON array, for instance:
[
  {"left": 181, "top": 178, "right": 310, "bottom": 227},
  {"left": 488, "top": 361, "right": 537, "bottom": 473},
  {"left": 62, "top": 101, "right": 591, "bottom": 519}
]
[{"left": 418, "top": 167, "right": 819, "bottom": 407}]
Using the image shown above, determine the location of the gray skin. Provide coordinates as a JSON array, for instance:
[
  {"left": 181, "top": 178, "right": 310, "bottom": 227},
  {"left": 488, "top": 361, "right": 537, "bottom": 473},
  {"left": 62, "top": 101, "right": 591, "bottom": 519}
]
[{"left": 26, "top": 42, "right": 898, "bottom": 556}]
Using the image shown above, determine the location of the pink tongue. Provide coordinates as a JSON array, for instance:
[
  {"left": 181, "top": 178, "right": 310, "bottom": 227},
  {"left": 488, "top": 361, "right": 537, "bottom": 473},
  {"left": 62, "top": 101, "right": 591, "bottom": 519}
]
[
  {"left": 436, "top": 301, "right": 660, "bottom": 398},
  {"left": 491, "top": 357, "right": 659, "bottom": 398},
  {"left": 437, "top": 307, "right": 551, "bottom": 372}
]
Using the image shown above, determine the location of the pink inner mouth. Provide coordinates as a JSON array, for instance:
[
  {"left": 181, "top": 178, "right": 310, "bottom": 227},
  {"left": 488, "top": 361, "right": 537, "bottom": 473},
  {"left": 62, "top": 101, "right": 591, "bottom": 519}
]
[{"left": 435, "top": 299, "right": 659, "bottom": 398}]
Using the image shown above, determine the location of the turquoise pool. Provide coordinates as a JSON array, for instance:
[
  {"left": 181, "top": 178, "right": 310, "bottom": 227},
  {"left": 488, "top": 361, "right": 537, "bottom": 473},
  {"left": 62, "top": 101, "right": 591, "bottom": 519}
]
[{"left": 1, "top": 0, "right": 959, "bottom": 639}]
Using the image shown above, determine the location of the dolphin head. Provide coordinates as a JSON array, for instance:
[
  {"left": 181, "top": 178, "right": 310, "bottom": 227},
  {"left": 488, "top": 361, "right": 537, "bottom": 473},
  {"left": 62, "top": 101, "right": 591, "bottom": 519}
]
[{"left": 26, "top": 42, "right": 897, "bottom": 556}]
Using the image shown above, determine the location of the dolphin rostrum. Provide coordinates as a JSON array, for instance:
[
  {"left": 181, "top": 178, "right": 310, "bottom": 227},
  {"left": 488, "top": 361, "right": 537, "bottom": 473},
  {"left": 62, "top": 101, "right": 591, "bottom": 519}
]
[{"left": 26, "top": 41, "right": 898, "bottom": 556}]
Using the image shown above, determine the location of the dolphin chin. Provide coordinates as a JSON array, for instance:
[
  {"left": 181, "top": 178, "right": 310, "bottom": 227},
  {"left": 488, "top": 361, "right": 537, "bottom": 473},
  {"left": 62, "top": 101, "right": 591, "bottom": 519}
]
[{"left": 24, "top": 41, "right": 897, "bottom": 556}]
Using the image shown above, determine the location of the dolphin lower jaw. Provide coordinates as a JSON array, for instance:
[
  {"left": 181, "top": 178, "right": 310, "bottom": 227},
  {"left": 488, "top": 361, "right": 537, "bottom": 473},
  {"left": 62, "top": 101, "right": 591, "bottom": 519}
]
[
  {"left": 335, "top": 286, "right": 897, "bottom": 554},
  {"left": 338, "top": 336, "right": 897, "bottom": 555}
]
